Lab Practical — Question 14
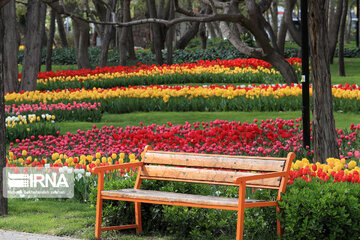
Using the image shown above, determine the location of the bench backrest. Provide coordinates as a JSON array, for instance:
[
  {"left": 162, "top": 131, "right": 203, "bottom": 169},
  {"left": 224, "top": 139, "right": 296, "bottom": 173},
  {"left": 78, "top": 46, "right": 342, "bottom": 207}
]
[{"left": 138, "top": 146, "right": 295, "bottom": 190}]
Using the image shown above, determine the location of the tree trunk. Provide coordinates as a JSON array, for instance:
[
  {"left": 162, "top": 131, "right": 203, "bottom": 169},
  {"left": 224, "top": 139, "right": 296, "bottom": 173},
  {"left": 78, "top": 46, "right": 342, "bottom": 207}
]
[
  {"left": 147, "top": 0, "right": 163, "bottom": 65},
  {"left": 277, "top": 16, "right": 287, "bottom": 55},
  {"left": 39, "top": 4, "right": 47, "bottom": 50},
  {"left": 166, "top": 0, "right": 175, "bottom": 65},
  {"left": 3, "top": 0, "right": 18, "bottom": 93},
  {"left": 20, "top": 0, "right": 45, "bottom": 91},
  {"left": 264, "top": 51, "right": 298, "bottom": 84},
  {"left": 127, "top": 27, "right": 136, "bottom": 60},
  {"left": 46, "top": 9, "right": 56, "bottom": 72},
  {"left": 98, "top": 0, "right": 116, "bottom": 67},
  {"left": 119, "top": 0, "right": 131, "bottom": 66},
  {"left": 309, "top": 0, "right": 340, "bottom": 162},
  {"left": 0, "top": 3, "right": 9, "bottom": 216},
  {"left": 99, "top": 25, "right": 114, "bottom": 67},
  {"left": 207, "top": 22, "right": 216, "bottom": 39},
  {"left": 270, "top": 0, "right": 278, "bottom": 37},
  {"left": 344, "top": 8, "right": 351, "bottom": 44},
  {"left": 56, "top": 13, "right": 68, "bottom": 48},
  {"left": 176, "top": 22, "right": 200, "bottom": 49},
  {"left": 199, "top": 23, "right": 207, "bottom": 49},
  {"left": 338, "top": 0, "right": 348, "bottom": 76},
  {"left": 284, "top": 0, "right": 301, "bottom": 45},
  {"left": 213, "top": 21, "right": 223, "bottom": 39},
  {"left": 328, "top": 0, "right": 344, "bottom": 64},
  {"left": 72, "top": 18, "right": 91, "bottom": 69}
]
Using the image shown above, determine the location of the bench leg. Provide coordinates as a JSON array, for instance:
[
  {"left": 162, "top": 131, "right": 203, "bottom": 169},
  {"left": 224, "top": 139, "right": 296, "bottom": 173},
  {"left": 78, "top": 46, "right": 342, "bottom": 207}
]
[
  {"left": 95, "top": 197, "right": 103, "bottom": 239},
  {"left": 236, "top": 182, "right": 246, "bottom": 240},
  {"left": 135, "top": 202, "right": 142, "bottom": 235},
  {"left": 276, "top": 206, "right": 283, "bottom": 237}
]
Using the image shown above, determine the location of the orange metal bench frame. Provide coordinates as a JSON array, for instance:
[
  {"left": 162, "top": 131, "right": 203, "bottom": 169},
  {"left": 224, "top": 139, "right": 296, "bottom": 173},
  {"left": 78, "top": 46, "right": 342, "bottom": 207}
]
[{"left": 91, "top": 145, "right": 295, "bottom": 240}]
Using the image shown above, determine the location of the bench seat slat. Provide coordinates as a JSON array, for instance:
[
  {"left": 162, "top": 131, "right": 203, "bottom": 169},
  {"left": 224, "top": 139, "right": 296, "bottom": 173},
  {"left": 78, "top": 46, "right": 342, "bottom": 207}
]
[
  {"left": 101, "top": 189, "right": 269, "bottom": 208},
  {"left": 144, "top": 151, "right": 285, "bottom": 172},
  {"left": 141, "top": 165, "right": 281, "bottom": 187}
]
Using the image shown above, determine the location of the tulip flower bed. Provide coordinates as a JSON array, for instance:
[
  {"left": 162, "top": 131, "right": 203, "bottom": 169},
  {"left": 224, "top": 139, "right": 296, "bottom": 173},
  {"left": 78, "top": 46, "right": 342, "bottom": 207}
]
[
  {"left": 6, "top": 102, "right": 102, "bottom": 122},
  {"left": 34, "top": 58, "right": 302, "bottom": 91},
  {"left": 6, "top": 119, "right": 360, "bottom": 171},
  {"left": 5, "top": 84, "right": 360, "bottom": 113},
  {"left": 6, "top": 114, "right": 59, "bottom": 142}
]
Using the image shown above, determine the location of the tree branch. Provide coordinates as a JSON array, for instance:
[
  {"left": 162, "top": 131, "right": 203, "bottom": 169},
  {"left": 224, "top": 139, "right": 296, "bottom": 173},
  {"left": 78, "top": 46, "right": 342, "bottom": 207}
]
[
  {"left": 45, "top": 2, "right": 250, "bottom": 28},
  {"left": 201, "top": 0, "right": 229, "bottom": 8},
  {"left": 0, "top": 0, "right": 11, "bottom": 9},
  {"left": 15, "top": 0, "right": 27, "bottom": 6},
  {"left": 220, "top": 21, "right": 264, "bottom": 58},
  {"left": 258, "top": 0, "right": 272, "bottom": 13},
  {"left": 174, "top": 0, "right": 207, "bottom": 17}
]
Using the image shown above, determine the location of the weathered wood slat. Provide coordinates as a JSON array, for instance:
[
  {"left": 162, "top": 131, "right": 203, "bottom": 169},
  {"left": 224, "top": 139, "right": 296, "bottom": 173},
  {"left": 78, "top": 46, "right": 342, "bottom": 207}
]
[
  {"left": 140, "top": 165, "right": 281, "bottom": 187},
  {"left": 144, "top": 151, "right": 285, "bottom": 172},
  {"left": 101, "top": 189, "right": 268, "bottom": 208},
  {"left": 139, "top": 177, "right": 281, "bottom": 189}
]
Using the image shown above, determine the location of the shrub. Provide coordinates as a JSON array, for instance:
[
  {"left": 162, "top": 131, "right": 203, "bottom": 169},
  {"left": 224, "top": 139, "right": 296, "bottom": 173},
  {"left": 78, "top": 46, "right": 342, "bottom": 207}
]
[
  {"left": 17, "top": 44, "right": 360, "bottom": 67},
  {"left": 279, "top": 178, "right": 360, "bottom": 240}
]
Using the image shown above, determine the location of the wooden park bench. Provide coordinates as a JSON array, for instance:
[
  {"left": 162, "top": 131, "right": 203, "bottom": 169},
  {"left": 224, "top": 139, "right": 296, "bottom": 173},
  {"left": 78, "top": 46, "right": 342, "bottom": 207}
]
[{"left": 91, "top": 145, "right": 295, "bottom": 240}]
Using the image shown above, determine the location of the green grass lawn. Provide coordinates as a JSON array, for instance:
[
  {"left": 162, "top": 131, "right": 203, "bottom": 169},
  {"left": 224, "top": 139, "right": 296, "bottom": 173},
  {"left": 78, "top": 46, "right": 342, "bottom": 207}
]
[
  {"left": 0, "top": 199, "right": 95, "bottom": 239},
  {"left": 331, "top": 58, "right": 360, "bottom": 85},
  {"left": 0, "top": 199, "right": 169, "bottom": 240},
  {"left": 18, "top": 64, "right": 78, "bottom": 73}
]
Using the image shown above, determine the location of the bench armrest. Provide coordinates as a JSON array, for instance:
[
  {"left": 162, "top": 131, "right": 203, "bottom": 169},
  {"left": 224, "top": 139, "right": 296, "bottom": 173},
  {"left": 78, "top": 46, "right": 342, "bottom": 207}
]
[
  {"left": 90, "top": 162, "right": 144, "bottom": 174},
  {"left": 233, "top": 171, "right": 288, "bottom": 184}
]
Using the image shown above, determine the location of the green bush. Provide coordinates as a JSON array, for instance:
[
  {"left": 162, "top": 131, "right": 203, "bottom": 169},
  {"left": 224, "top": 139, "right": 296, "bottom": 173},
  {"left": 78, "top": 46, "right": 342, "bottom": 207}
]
[
  {"left": 279, "top": 178, "right": 360, "bottom": 240},
  {"left": 6, "top": 121, "right": 59, "bottom": 142},
  {"left": 7, "top": 109, "right": 102, "bottom": 122},
  {"left": 17, "top": 42, "right": 360, "bottom": 67}
]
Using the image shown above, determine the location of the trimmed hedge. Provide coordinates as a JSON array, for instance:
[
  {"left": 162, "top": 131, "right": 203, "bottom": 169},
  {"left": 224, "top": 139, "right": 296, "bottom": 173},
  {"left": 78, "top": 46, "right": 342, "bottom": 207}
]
[
  {"left": 279, "top": 179, "right": 360, "bottom": 240},
  {"left": 17, "top": 44, "right": 360, "bottom": 67}
]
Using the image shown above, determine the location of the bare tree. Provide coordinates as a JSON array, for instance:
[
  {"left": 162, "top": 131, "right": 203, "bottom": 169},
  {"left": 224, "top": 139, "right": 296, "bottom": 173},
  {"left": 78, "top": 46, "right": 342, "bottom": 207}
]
[
  {"left": 119, "top": 0, "right": 131, "bottom": 65},
  {"left": 176, "top": 22, "right": 201, "bottom": 49},
  {"left": 338, "top": 0, "right": 349, "bottom": 76},
  {"left": 3, "top": 0, "right": 18, "bottom": 93},
  {"left": 72, "top": 18, "right": 92, "bottom": 69},
  {"left": 270, "top": 0, "right": 278, "bottom": 37},
  {"left": 127, "top": 25, "right": 136, "bottom": 60},
  {"left": 344, "top": 6, "right": 352, "bottom": 44},
  {"left": 217, "top": 0, "right": 297, "bottom": 84},
  {"left": 166, "top": 0, "right": 175, "bottom": 64},
  {"left": 56, "top": 12, "right": 68, "bottom": 48},
  {"left": 20, "top": 0, "right": 46, "bottom": 91},
  {"left": 146, "top": 0, "right": 164, "bottom": 65},
  {"left": 328, "top": 0, "right": 344, "bottom": 64},
  {"left": 46, "top": 9, "right": 56, "bottom": 72},
  {"left": 283, "top": 0, "right": 301, "bottom": 45},
  {"left": 0, "top": 0, "right": 11, "bottom": 216},
  {"left": 309, "top": 0, "right": 340, "bottom": 162},
  {"left": 94, "top": 0, "right": 117, "bottom": 67},
  {"left": 206, "top": 22, "right": 217, "bottom": 38}
]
